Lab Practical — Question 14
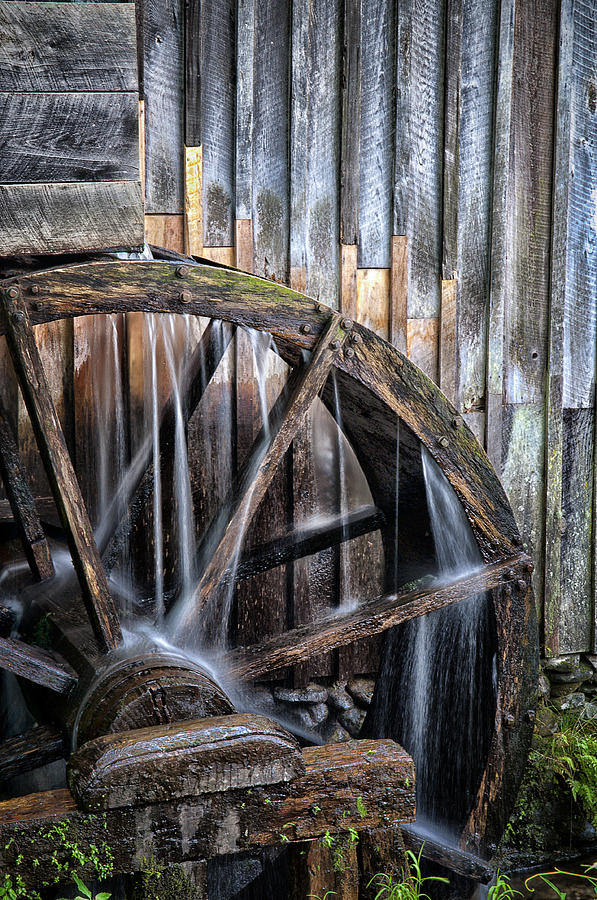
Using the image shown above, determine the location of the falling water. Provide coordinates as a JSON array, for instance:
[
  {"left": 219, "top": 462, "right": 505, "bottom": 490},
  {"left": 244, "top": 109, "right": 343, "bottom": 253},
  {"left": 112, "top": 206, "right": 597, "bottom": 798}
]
[{"left": 365, "top": 444, "right": 497, "bottom": 838}]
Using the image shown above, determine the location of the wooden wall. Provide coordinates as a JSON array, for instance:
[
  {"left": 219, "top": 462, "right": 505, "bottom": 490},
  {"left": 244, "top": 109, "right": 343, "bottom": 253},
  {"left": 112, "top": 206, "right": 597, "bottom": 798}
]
[{"left": 139, "top": 0, "right": 597, "bottom": 657}]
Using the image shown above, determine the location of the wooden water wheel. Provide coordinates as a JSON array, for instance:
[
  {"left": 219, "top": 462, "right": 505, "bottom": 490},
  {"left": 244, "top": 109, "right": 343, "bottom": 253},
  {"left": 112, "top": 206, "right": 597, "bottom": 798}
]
[{"left": 0, "top": 253, "right": 537, "bottom": 886}]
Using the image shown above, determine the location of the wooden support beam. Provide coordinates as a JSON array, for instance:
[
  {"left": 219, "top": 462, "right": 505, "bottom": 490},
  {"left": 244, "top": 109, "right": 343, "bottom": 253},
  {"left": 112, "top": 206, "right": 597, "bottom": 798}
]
[
  {"left": 0, "top": 635, "right": 76, "bottom": 694},
  {"left": 0, "top": 395, "right": 54, "bottom": 581},
  {"left": 101, "top": 320, "right": 235, "bottom": 570},
  {"left": 0, "top": 739, "right": 414, "bottom": 889},
  {"left": 389, "top": 236, "right": 408, "bottom": 352},
  {"left": 401, "top": 824, "right": 493, "bottom": 883},
  {"left": 0, "top": 726, "right": 65, "bottom": 782},
  {"left": 169, "top": 314, "right": 349, "bottom": 642},
  {"left": 227, "top": 555, "right": 528, "bottom": 681},
  {"left": 0, "top": 287, "right": 121, "bottom": 651},
  {"left": 235, "top": 505, "right": 384, "bottom": 583}
]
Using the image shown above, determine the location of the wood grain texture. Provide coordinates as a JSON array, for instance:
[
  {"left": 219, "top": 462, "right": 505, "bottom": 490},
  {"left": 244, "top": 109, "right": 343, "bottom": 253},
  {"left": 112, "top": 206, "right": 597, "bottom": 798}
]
[
  {"left": 235, "top": 0, "right": 255, "bottom": 222},
  {"left": 0, "top": 182, "right": 143, "bottom": 255},
  {"left": 142, "top": 0, "right": 184, "bottom": 213},
  {"left": 202, "top": 247, "right": 235, "bottom": 266},
  {"left": 393, "top": 0, "right": 411, "bottom": 236},
  {"left": 340, "top": 244, "right": 358, "bottom": 319},
  {"left": 1, "top": 289, "right": 122, "bottom": 650},
  {"left": 290, "top": 840, "right": 359, "bottom": 900},
  {"left": 439, "top": 278, "right": 457, "bottom": 405},
  {"left": 407, "top": 317, "right": 438, "bottom": 383},
  {"left": 358, "top": 0, "right": 395, "bottom": 268},
  {"left": 389, "top": 236, "right": 407, "bottom": 352},
  {"left": 0, "top": 635, "right": 76, "bottom": 694},
  {"left": 184, "top": 145, "right": 204, "bottom": 256},
  {"left": 0, "top": 740, "right": 414, "bottom": 887},
  {"left": 145, "top": 214, "right": 185, "bottom": 252},
  {"left": 0, "top": 727, "right": 64, "bottom": 783},
  {"left": 340, "top": 0, "right": 361, "bottom": 246},
  {"left": 0, "top": 2, "right": 137, "bottom": 92},
  {"left": 252, "top": 0, "right": 290, "bottom": 281},
  {"left": 356, "top": 268, "right": 389, "bottom": 340},
  {"left": 0, "top": 92, "right": 139, "bottom": 185},
  {"left": 185, "top": 0, "right": 201, "bottom": 146},
  {"left": 201, "top": 0, "right": 235, "bottom": 246},
  {"left": 404, "top": 0, "right": 444, "bottom": 318},
  {"left": 235, "top": 218, "right": 254, "bottom": 272}
]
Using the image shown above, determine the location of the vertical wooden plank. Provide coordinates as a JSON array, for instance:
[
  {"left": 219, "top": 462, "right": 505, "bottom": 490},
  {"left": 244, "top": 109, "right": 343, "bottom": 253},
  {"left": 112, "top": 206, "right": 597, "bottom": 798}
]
[
  {"left": 252, "top": 0, "right": 290, "bottom": 281},
  {"left": 358, "top": 0, "right": 395, "bottom": 269},
  {"left": 142, "top": 0, "right": 184, "bottom": 213},
  {"left": 235, "top": 218, "right": 254, "bottom": 273},
  {"left": 201, "top": 0, "right": 235, "bottom": 247},
  {"left": 185, "top": 0, "right": 202, "bottom": 147},
  {"left": 145, "top": 214, "right": 185, "bottom": 252},
  {"left": 406, "top": 317, "right": 439, "bottom": 382},
  {"left": 340, "top": 0, "right": 361, "bottom": 246},
  {"left": 356, "top": 269, "right": 390, "bottom": 340},
  {"left": 389, "top": 236, "right": 408, "bottom": 353},
  {"left": 405, "top": 0, "right": 444, "bottom": 319},
  {"left": 289, "top": 0, "right": 309, "bottom": 295},
  {"left": 184, "top": 145, "right": 204, "bottom": 257},
  {"left": 340, "top": 244, "right": 358, "bottom": 319},
  {"left": 235, "top": 0, "right": 254, "bottom": 227},
  {"left": 441, "top": 0, "right": 462, "bottom": 283},
  {"left": 439, "top": 278, "right": 457, "bottom": 406},
  {"left": 393, "top": 0, "right": 412, "bottom": 237}
]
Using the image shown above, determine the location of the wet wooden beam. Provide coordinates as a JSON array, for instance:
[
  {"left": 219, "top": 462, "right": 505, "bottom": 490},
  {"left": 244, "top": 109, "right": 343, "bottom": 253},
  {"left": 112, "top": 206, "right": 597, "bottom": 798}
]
[
  {"left": 0, "top": 739, "right": 414, "bottom": 889},
  {"left": 401, "top": 824, "right": 493, "bottom": 883},
  {"left": 0, "top": 635, "right": 76, "bottom": 694},
  {"left": 169, "top": 314, "right": 350, "bottom": 642},
  {"left": 0, "top": 726, "right": 65, "bottom": 782},
  {"left": 0, "top": 396, "right": 54, "bottom": 581},
  {"left": 227, "top": 555, "right": 528, "bottom": 681},
  {"left": 0, "top": 286, "right": 121, "bottom": 651},
  {"left": 235, "top": 505, "right": 384, "bottom": 583}
]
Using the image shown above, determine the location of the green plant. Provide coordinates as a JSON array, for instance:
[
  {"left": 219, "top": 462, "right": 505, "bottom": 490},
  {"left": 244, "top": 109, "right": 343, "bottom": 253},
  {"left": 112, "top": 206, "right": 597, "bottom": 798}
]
[
  {"left": 307, "top": 893, "right": 337, "bottom": 900},
  {"left": 0, "top": 872, "right": 27, "bottom": 900},
  {"left": 367, "top": 846, "right": 448, "bottom": 900},
  {"left": 524, "top": 860, "right": 597, "bottom": 897},
  {"left": 487, "top": 871, "right": 522, "bottom": 899},
  {"left": 58, "top": 872, "right": 111, "bottom": 900},
  {"left": 532, "top": 713, "right": 597, "bottom": 827}
]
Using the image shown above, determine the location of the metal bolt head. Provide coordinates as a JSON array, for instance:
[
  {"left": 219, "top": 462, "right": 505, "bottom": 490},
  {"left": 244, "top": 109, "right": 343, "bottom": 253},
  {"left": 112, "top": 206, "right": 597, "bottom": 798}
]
[
  {"left": 315, "top": 302, "right": 323, "bottom": 312},
  {"left": 329, "top": 339, "right": 341, "bottom": 351},
  {"left": 507, "top": 569, "right": 515, "bottom": 579},
  {"left": 351, "top": 333, "right": 362, "bottom": 344},
  {"left": 30, "top": 284, "right": 40, "bottom": 295},
  {"left": 516, "top": 579, "right": 527, "bottom": 592},
  {"left": 300, "top": 323, "right": 312, "bottom": 334},
  {"left": 6, "top": 286, "right": 19, "bottom": 300},
  {"left": 525, "top": 709, "right": 536, "bottom": 724},
  {"left": 452, "top": 416, "right": 463, "bottom": 428},
  {"left": 503, "top": 713, "right": 515, "bottom": 728},
  {"left": 11, "top": 309, "right": 25, "bottom": 323},
  {"left": 525, "top": 561, "right": 534, "bottom": 574},
  {"left": 438, "top": 436, "right": 449, "bottom": 449},
  {"left": 176, "top": 265, "right": 190, "bottom": 278},
  {"left": 341, "top": 318, "right": 353, "bottom": 330},
  {"left": 345, "top": 346, "right": 355, "bottom": 358},
  {"left": 179, "top": 290, "right": 192, "bottom": 304},
  {"left": 512, "top": 535, "right": 522, "bottom": 546}
]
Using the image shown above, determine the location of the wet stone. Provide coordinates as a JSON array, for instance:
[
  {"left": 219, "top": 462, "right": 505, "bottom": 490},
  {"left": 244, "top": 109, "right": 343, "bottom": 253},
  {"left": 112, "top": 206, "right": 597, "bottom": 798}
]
[
  {"left": 551, "top": 691, "right": 586, "bottom": 712},
  {"left": 581, "top": 702, "right": 597, "bottom": 721},
  {"left": 273, "top": 684, "right": 327, "bottom": 704},
  {"left": 309, "top": 702, "right": 329, "bottom": 726},
  {"left": 537, "top": 672, "right": 551, "bottom": 701},
  {"left": 322, "top": 720, "right": 351, "bottom": 743},
  {"left": 549, "top": 659, "right": 593, "bottom": 684},
  {"left": 543, "top": 654, "right": 581, "bottom": 673},
  {"left": 338, "top": 706, "right": 367, "bottom": 737},
  {"left": 327, "top": 683, "right": 354, "bottom": 711},
  {"left": 347, "top": 677, "right": 375, "bottom": 707},
  {"left": 549, "top": 681, "right": 583, "bottom": 699},
  {"left": 534, "top": 705, "right": 558, "bottom": 737}
]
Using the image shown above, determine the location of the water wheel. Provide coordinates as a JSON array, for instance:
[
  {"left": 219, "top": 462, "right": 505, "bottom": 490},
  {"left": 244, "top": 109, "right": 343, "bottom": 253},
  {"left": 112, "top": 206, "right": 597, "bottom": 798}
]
[{"left": 0, "top": 252, "right": 537, "bottom": 871}]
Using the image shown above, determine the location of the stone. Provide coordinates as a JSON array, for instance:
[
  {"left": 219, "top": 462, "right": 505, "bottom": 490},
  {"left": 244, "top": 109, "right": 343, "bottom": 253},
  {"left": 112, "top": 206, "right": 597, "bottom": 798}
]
[
  {"left": 548, "top": 660, "right": 593, "bottom": 684},
  {"left": 581, "top": 702, "right": 597, "bottom": 721},
  {"left": 322, "top": 720, "right": 351, "bottom": 743},
  {"left": 309, "top": 702, "right": 329, "bottom": 726},
  {"left": 273, "top": 684, "right": 327, "bottom": 704},
  {"left": 551, "top": 691, "right": 586, "bottom": 712},
  {"left": 338, "top": 706, "right": 367, "bottom": 737},
  {"left": 327, "top": 683, "right": 354, "bottom": 711},
  {"left": 537, "top": 672, "right": 551, "bottom": 701},
  {"left": 543, "top": 654, "right": 581, "bottom": 673},
  {"left": 347, "top": 677, "right": 375, "bottom": 707},
  {"left": 534, "top": 706, "right": 558, "bottom": 737},
  {"left": 549, "top": 682, "right": 581, "bottom": 699}
]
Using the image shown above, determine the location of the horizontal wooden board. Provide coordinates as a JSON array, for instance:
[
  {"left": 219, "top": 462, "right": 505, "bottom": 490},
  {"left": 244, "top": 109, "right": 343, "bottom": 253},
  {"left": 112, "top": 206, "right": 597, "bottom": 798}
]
[
  {"left": 0, "top": 92, "right": 139, "bottom": 184},
  {"left": 0, "top": 181, "right": 143, "bottom": 255},
  {"left": 0, "top": 2, "right": 138, "bottom": 92}
]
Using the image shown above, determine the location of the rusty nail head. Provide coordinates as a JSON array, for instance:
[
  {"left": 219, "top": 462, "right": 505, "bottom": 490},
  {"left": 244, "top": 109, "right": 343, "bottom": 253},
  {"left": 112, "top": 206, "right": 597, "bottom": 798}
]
[
  {"left": 503, "top": 713, "right": 515, "bottom": 728},
  {"left": 438, "top": 436, "right": 449, "bottom": 449},
  {"left": 452, "top": 416, "right": 463, "bottom": 427},
  {"left": 341, "top": 318, "right": 353, "bottom": 330},
  {"left": 6, "top": 286, "right": 19, "bottom": 299},
  {"left": 179, "top": 290, "right": 192, "bottom": 304},
  {"left": 351, "top": 333, "right": 362, "bottom": 344},
  {"left": 300, "top": 323, "right": 312, "bottom": 334},
  {"left": 525, "top": 709, "right": 536, "bottom": 724},
  {"left": 176, "top": 265, "right": 190, "bottom": 278},
  {"left": 329, "top": 339, "right": 341, "bottom": 351},
  {"left": 345, "top": 346, "right": 355, "bottom": 358},
  {"left": 11, "top": 309, "right": 25, "bottom": 323},
  {"left": 30, "top": 284, "right": 40, "bottom": 295},
  {"left": 525, "top": 561, "right": 534, "bottom": 573}
]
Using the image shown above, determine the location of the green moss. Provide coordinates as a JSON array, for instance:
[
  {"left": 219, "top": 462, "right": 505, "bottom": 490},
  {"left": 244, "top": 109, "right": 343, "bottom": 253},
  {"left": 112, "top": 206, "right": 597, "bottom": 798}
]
[{"left": 127, "top": 862, "right": 202, "bottom": 900}]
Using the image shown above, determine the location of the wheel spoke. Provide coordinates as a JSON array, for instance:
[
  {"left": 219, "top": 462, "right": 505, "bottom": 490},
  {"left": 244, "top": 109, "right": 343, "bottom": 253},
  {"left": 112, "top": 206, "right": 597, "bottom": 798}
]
[
  {"left": 100, "top": 319, "right": 235, "bottom": 570},
  {"left": 169, "top": 313, "right": 349, "bottom": 642},
  {"left": 0, "top": 395, "right": 54, "bottom": 581},
  {"left": 0, "top": 726, "right": 65, "bottom": 782},
  {"left": 0, "top": 635, "right": 77, "bottom": 694},
  {"left": 226, "top": 554, "right": 529, "bottom": 681},
  {"left": 0, "top": 287, "right": 121, "bottom": 651},
  {"left": 235, "top": 504, "right": 384, "bottom": 583}
]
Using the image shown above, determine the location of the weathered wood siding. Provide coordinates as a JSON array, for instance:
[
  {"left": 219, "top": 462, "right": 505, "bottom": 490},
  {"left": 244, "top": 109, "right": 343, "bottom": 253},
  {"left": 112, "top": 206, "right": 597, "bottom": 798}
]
[{"left": 0, "top": 1, "right": 143, "bottom": 255}]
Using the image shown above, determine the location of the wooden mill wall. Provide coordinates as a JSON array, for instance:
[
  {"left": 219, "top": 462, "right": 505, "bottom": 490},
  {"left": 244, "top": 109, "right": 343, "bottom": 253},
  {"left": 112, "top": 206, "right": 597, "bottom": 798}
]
[{"left": 137, "top": 0, "right": 596, "bottom": 658}]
